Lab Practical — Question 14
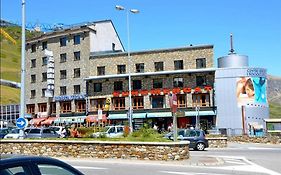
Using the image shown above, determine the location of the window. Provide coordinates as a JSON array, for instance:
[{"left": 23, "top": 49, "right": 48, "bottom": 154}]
[
  {"left": 31, "top": 90, "right": 36, "bottom": 99},
  {"left": 192, "top": 93, "right": 210, "bottom": 107},
  {"left": 74, "top": 35, "right": 81, "bottom": 45},
  {"left": 74, "top": 51, "right": 80, "bottom": 61},
  {"left": 136, "top": 63, "right": 144, "bottom": 73},
  {"left": 60, "top": 37, "right": 67, "bottom": 47},
  {"left": 42, "top": 41, "right": 47, "bottom": 50},
  {"left": 173, "top": 78, "right": 184, "bottom": 87},
  {"left": 60, "top": 53, "right": 67, "bottom": 62},
  {"left": 113, "top": 97, "right": 125, "bottom": 110},
  {"left": 42, "top": 72, "right": 47, "bottom": 82},
  {"left": 151, "top": 96, "right": 164, "bottom": 108},
  {"left": 133, "top": 97, "right": 144, "bottom": 109},
  {"left": 42, "top": 56, "right": 47, "bottom": 66},
  {"left": 31, "top": 74, "right": 36, "bottom": 83},
  {"left": 60, "top": 70, "right": 67, "bottom": 79},
  {"left": 31, "top": 59, "right": 36, "bottom": 68},
  {"left": 75, "top": 100, "right": 86, "bottom": 112},
  {"left": 27, "top": 104, "right": 35, "bottom": 114},
  {"left": 196, "top": 58, "right": 206, "bottom": 68},
  {"left": 196, "top": 76, "right": 206, "bottom": 86},
  {"left": 177, "top": 94, "right": 186, "bottom": 108},
  {"left": 90, "top": 98, "right": 105, "bottom": 110},
  {"left": 155, "top": 62, "right": 163, "bottom": 71},
  {"left": 97, "top": 66, "right": 105, "bottom": 76},
  {"left": 133, "top": 80, "right": 142, "bottom": 90},
  {"left": 174, "top": 60, "right": 183, "bottom": 70},
  {"left": 117, "top": 65, "right": 126, "bottom": 74},
  {"left": 60, "top": 86, "right": 66, "bottom": 95},
  {"left": 94, "top": 83, "right": 102, "bottom": 92},
  {"left": 60, "top": 101, "right": 71, "bottom": 113},
  {"left": 31, "top": 44, "right": 36, "bottom": 52},
  {"left": 74, "top": 85, "right": 80, "bottom": 94},
  {"left": 153, "top": 79, "right": 163, "bottom": 88},
  {"left": 50, "top": 102, "right": 56, "bottom": 114},
  {"left": 114, "top": 81, "right": 123, "bottom": 91},
  {"left": 38, "top": 103, "right": 47, "bottom": 112},
  {"left": 42, "top": 88, "right": 46, "bottom": 97},
  {"left": 74, "top": 68, "right": 80, "bottom": 78}
]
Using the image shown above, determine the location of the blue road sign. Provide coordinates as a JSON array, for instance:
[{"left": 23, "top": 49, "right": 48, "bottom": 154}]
[{"left": 16, "top": 117, "right": 28, "bottom": 129}]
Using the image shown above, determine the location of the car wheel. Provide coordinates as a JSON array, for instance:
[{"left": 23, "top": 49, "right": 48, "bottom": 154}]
[{"left": 196, "top": 142, "right": 205, "bottom": 151}]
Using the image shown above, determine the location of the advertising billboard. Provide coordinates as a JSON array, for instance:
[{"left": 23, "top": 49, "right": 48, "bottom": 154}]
[{"left": 236, "top": 77, "right": 267, "bottom": 106}]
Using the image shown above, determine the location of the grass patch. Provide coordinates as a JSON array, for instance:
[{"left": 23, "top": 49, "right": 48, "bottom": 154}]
[
  {"left": 0, "top": 85, "right": 20, "bottom": 105},
  {"left": 269, "top": 103, "right": 281, "bottom": 119}
]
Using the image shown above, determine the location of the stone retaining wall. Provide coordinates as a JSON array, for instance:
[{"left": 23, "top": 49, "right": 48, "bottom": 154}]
[
  {"left": 1, "top": 140, "right": 189, "bottom": 161},
  {"left": 206, "top": 137, "right": 228, "bottom": 148}
]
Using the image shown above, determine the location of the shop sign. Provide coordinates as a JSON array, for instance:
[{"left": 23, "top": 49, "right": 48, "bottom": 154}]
[
  {"left": 246, "top": 68, "right": 266, "bottom": 77},
  {"left": 54, "top": 94, "right": 86, "bottom": 101}
]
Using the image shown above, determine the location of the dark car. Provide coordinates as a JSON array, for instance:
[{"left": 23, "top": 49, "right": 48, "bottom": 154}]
[
  {"left": 0, "top": 128, "right": 10, "bottom": 139},
  {"left": 0, "top": 155, "right": 85, "bottom": 175},
  {"left": 165, "top": 129, "right": 209, "bottom": 151}
]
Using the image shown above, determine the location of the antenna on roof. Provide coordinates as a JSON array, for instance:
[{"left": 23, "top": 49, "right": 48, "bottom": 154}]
[{"left": 229, "top": 33, "right": 235, "bottom": 55}]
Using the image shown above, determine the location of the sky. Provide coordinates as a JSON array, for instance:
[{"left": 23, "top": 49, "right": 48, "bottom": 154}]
[{"left": 1, "top": 0, "right": 281, "bottom": 76}]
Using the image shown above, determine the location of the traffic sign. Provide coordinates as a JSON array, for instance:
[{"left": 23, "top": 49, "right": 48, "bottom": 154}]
[{"left": 16, "top": 117, "right": 28, "bottom": 129}]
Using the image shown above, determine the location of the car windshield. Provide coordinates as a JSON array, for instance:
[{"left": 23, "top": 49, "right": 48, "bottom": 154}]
[
  {"left": 29, "top": 129, "right": 41, "bottom": 134},
  {"left": 10, "top": 129, "right": 20, "bottom": 134},
  {"left": 51, "top": 127, "right": 60, "bottom": 131}
]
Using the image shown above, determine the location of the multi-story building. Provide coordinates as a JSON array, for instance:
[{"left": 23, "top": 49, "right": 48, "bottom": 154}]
[
  {"left": 25, "top": 20, "right": 124, "bottom": 124},
  {"left": 86, "top": 45, "right": 217, "bottom": 130},
  {"left": 24, "top": 20, "right": 216, "bottom": 130}
]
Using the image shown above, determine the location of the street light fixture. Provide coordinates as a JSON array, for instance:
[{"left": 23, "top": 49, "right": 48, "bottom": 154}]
[{"left": 116, "top": 5, "right": 139, "bottom": 132}]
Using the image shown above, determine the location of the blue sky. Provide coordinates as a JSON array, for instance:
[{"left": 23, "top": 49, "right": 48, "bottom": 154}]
[{"left": 2, "top": 0, "right": 281, "bottom": 76}]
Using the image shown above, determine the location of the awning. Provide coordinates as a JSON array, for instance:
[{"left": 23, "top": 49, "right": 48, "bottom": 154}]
[
  {"left": 147, "top": 112, "right": 172, "bottom": 118},
  {"left": 133, "top": 113, "right": 147, "bottom": 119},
  {"left": 108, "top": 114, "right": 127, "bottom": 120},
  {"left": 86, "top": 115, "right": 107, "bottom": 122},
  {"left": 185, "top": 111, "right": 216, "bottom": 116},
  {"left": 30, "top": 117, "right": 47, "bottom": 126},
  {"left": 41, "top": 117, "right": 58, "bottom": 125}
]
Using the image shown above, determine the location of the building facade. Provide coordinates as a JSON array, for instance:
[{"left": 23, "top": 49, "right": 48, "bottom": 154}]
[
  {"left": 25, "top": 20, "right": 124, "bottom": 123},
  {"left": 24, "top": 20, "right": 217, "bottom": 130}
]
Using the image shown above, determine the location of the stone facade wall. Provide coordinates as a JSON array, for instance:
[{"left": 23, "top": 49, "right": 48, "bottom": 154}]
[
  {"left": 228, "top": 136, "right": 281, "bottom": 144},
  {"left": 1, "top": 140, "right": 189, "bottom": 161},
  {"left": 206, "top": 137, "right": 228, "bottom": 148}
]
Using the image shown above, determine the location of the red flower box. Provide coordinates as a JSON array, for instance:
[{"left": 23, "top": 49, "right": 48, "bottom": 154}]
[
  {"left": 113, "top": 91, "right": 120, "bottom": 97},
  {"left": 140, "top": 90, "right": 148, "bottom": 95},
  {"left": 194, "top": 87, "right": 201, "bottom": 93},
  {"left": 183, "top": 87, "right": 192, "bottom": 93},
  {"left": 122, "top": 91, "right": 129, "bottom": 97},
  {"left": 172, "top": 88, "right": 181, "bottom": 94},
  {"left": 131, "top": 90, "right": 139, "bottom": 96},
  {"left": 150, "top": 89, "right": 161, "bottom": 95},
  {"left": 204, "top": 85, "right": 212, "bottom": 91},
  {"left": 162, "top": 88, "right": 170, "bottom": 94}
]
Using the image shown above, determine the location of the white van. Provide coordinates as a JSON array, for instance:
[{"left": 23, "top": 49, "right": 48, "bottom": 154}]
[{"left": 92, "top": 125, "right": 124, "bottom": 138}]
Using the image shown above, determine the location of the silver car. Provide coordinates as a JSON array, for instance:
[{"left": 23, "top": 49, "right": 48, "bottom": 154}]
[{"left": 26, "top": 128, "right": 59, "bottom": 138}]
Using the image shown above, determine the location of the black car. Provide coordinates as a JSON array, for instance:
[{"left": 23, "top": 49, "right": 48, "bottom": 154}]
[
  {"left": 0, "top": 155, "right": 85, "bottom": 175},
  {"left": 165, "top": 129, "right": 209, "bottom": 151}
]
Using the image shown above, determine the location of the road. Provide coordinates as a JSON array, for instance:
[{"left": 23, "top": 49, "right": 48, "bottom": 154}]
[{"left": 62, "top": 142, "right": 281, "bottom": 175}]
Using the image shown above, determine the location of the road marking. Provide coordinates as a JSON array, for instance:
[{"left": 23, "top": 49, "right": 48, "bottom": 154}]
[
  {"left": 248, "top": 147, "right": 281, "bottom": 150},
  {"left": 160, "top": 171, "right": 228, "bottom": 175},
  {"left": 73, "top": 166, "right": 107, "bottom": 170}
]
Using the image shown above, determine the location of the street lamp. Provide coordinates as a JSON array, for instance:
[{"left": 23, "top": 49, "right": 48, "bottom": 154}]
[
  {"left": 116, "top": 5, "right": 139, "bottom": 132},
  {"left": 195, "top": 105, "right": 200, "bottom": 129}
]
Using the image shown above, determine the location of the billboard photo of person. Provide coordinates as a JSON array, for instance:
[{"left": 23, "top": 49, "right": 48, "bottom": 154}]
[
  {"left": 252, "top": 77, "right": 267, "bottom": 104},
  {"left": 237, "top": 77, "right": 255, "bottom": 106}
]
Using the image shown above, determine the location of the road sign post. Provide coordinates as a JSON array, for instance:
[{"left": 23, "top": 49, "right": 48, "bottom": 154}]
[{"left": 16, "top": 117, "right": 28, "bottom": 139}]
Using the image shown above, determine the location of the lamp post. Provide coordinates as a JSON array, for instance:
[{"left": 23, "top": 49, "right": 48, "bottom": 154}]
[
  {"left": 116, "top": 5, "right": 139, "bottom": 132},
  {"left": 195, "top": 105, "right": 200, "bottom": 129}
]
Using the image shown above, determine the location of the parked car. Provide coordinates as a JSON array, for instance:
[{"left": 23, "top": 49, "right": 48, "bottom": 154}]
[
  {"left": 49, "top": 126, "right": 65, "bottom": 137},
  {"left": 92, "top": 125, "right": 124, "bottom": 138},
  {"left": 26, "top": 128, "right": 60, "bottom": 138},
  {"left": 0, "top": 128, "right": 10, "bottom": 139},
  {"left": 0, "top": 155, "right": 84, "bottom": 175},
  {"left": 165, "top": 129, "right": 209, "bottom": 151},
  {"left": 4, "top": 128, "right": 25, "bottom": 139}
]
